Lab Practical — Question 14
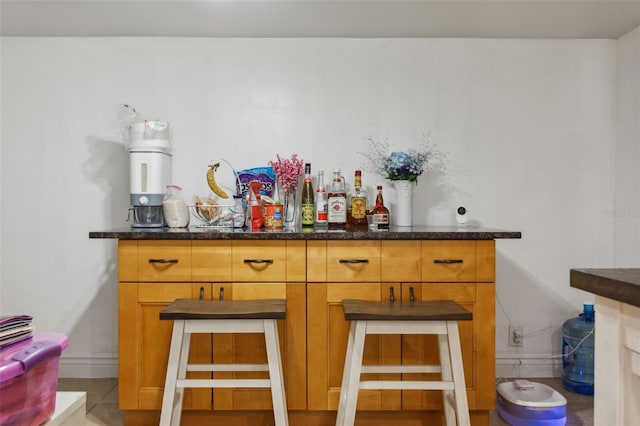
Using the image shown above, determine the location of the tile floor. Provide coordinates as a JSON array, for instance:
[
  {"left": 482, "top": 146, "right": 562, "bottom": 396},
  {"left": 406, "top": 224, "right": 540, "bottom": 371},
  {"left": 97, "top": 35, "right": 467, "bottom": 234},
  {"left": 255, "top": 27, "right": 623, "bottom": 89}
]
[
  {"left": 56, "top": 378, "right": 122, "bottom": 426},
  {"left": 57, "top": 377, "right": 593, "bottom": 425}
]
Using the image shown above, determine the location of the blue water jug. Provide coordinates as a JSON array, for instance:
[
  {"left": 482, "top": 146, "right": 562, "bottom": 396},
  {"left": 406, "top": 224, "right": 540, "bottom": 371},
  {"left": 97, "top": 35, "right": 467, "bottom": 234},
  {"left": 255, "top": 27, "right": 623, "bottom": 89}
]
[{"left": 561, "top": 303, "right": 594, "bottom": 395}]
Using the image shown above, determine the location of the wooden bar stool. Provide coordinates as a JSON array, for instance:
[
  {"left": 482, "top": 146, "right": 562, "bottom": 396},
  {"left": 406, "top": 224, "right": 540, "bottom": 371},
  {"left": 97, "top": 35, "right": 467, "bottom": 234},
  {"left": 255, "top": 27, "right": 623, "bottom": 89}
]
[
  {"left": 159, "top": 298, "right": 288, "bottom": 426},
  {"left": 336, "top": 299, "right": 472, "bottom": 426}
]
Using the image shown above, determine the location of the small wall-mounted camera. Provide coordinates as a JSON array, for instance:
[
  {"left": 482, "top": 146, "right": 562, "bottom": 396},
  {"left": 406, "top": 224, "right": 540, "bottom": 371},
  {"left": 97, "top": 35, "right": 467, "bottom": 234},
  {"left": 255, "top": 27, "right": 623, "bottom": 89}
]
[{"left": 456, "top": 206, "right": 468, "bottom": 225}]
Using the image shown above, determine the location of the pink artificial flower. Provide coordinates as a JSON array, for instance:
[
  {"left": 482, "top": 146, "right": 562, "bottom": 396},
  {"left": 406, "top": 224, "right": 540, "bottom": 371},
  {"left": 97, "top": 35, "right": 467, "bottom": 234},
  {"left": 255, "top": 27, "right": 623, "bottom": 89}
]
[{"left": 269, "top": 154, "right": 304, "bottom": 193}]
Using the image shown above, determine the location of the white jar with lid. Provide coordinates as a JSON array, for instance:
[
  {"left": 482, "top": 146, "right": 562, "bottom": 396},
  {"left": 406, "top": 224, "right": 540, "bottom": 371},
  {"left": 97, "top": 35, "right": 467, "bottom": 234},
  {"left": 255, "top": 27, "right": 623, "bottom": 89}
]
[{"left": 163, "top": 185, "right": 190, "bottom": 227}]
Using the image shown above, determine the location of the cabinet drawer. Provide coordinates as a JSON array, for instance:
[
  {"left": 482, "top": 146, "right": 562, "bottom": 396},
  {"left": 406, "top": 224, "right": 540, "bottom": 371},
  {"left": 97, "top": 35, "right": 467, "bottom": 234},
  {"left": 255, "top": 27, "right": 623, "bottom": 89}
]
[
  {"left": 137, "top": 241, "right": 192, "bottom": 282},
  {"left": 421, "top": 241, "right": 476, "bottom": 282},
  {"left": 326, "top": 241, "right": 381, "bottom": 282},
  {"left": 232, "top": 241, "right": 287, "bottom": 282}
]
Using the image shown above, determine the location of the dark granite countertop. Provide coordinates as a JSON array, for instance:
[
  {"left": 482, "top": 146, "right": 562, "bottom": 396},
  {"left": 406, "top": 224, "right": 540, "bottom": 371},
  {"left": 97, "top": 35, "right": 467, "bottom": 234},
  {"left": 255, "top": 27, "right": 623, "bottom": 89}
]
[
  {"left": 570, "top": 268, "right": 640, "bottom": 308},
  {"left": 89, "top": 225, "right": 521, "bottom": 241}
]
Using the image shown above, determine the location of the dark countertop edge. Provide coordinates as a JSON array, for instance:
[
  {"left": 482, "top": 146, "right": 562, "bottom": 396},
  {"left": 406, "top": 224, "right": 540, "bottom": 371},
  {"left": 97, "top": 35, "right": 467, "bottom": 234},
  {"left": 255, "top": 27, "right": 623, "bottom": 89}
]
[
  {"left": 570, "top": 268, "right": 640, "bottom": 308},
  {"left": 89, "top": 227, "right": 521, "bottom": 241}
]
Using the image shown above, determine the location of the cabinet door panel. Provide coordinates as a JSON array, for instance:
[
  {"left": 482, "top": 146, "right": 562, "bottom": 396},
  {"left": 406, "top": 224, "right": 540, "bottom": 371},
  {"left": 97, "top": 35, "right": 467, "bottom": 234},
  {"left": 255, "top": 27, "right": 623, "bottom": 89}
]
[
  {"left": 474, "top": 282, "right": 496, "bottom": 408},
  {"left": 119, "top": 283, "right": 211, "bottom": 411},
  {"left": 211, "top": 282, "right": 306, "bottom": 411},
  {"left": 414, "top": 281, "right": 476, "bottom": 302},
  {"left": 308, "top": 282, "right": 401, "bottom": 411},
  {"left": 400, "top": 283, "right": 493, "bottom": 411}
]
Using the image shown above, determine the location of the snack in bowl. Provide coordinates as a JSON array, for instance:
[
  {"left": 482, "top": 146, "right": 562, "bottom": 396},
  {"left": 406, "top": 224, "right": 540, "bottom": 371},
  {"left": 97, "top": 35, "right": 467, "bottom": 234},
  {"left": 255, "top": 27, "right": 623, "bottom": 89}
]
[
  {"left": 191, "top": 195, "right": 234, "bottom": 227},
  {"left": 193, "top": 196, "right": 220, "bottom": 221}
]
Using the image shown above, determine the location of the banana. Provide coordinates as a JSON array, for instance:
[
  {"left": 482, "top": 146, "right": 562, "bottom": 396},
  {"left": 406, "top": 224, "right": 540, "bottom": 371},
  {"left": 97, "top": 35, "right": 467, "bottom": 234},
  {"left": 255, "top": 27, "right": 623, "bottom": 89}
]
[{"left": 207, "top": 162, "right": 229, "bottom": 199}]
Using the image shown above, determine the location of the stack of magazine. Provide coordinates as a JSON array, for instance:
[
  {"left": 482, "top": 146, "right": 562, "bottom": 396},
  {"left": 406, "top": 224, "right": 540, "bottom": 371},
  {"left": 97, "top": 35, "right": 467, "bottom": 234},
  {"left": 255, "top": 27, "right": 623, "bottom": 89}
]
[{"left": 0, "top": 315, "right": 34, "bottom": 349}]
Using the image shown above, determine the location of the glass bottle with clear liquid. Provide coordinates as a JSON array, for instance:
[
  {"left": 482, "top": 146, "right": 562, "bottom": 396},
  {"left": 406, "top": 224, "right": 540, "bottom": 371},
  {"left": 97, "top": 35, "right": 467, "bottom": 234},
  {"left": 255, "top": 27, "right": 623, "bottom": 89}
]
[
  {"left": 562, "top": 303, "right": 595, "bottom": 395},
  {"left": 314, "top": 170, "right": 328, "bottom": 228}
]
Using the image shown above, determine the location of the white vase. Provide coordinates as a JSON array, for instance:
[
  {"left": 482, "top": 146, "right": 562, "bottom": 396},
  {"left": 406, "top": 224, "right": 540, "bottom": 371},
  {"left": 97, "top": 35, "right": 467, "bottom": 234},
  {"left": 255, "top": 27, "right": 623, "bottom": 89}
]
[{"left": 393, "top": 180, "right": 414, "bottom": 227}]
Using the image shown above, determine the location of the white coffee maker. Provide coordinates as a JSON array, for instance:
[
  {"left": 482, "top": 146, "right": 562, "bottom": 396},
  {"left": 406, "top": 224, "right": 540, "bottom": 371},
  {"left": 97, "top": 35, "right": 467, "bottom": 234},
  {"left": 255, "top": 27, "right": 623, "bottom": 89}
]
[{"left": 127, "top": 120, "right": 172, "bottom": 227}]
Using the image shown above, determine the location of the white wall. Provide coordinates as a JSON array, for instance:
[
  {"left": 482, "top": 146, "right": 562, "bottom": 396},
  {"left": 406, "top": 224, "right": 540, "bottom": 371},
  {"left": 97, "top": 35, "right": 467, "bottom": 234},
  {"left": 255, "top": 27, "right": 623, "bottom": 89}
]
[
  {"left": 0, "top": 37, "right": 621, "bottom": 378},
  {"left": 614, "top": 26, "right": 640, "bottom": 266}
]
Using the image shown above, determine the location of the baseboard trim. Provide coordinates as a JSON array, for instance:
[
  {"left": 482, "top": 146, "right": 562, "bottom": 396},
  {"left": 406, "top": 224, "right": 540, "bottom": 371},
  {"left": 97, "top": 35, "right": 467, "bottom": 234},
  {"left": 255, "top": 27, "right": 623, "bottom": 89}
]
[
  {"left": 496, "top": 353, "right": 563, "bottom": 379},
  {"left": 58, "top": 353, "right": 561, "bottom": 380},
  {"left": 59, "top": 354, "right": 118, "bottom": 378}
]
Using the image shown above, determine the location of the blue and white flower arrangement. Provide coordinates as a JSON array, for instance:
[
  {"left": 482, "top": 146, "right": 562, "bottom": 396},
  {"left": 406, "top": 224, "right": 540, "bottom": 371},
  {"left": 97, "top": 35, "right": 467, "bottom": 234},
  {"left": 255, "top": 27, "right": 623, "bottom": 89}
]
[{"left": 360, "top": 135, "right": 446, "bottom": 183}]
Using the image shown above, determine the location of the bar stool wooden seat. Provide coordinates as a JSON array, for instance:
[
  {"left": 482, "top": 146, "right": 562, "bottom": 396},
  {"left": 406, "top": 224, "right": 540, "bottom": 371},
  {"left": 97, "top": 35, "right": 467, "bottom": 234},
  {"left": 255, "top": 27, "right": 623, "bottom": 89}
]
[
  {"left": 336, "top": 299, "right": 472, "bottom": 426},
  {"left": 159, "top": 298, "right": 288, "bottom": 426}
]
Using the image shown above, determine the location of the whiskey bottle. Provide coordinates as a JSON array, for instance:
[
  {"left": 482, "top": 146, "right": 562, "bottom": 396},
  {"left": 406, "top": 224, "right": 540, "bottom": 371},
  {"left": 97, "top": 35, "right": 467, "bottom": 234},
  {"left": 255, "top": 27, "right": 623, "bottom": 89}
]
[
  {"left": 327, "top": 169, "right": 346, "bottom": 230},
  {"left": 347, "top": 170, "right": 368, "bottom": 231},
  {"left": 314, "top": 170, "right": 328, "bottom": 228},
  {"left": 369, "top": 185, "right": 390, "bottom": 229},
  {"left": 301, "top": 163, "right": 315, "bottom": 228}
]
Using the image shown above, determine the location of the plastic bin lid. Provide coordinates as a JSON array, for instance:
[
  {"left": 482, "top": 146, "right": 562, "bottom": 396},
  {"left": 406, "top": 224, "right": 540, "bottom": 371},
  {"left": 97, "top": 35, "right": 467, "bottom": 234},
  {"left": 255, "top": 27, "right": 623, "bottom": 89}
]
[
  {"left": 497, "top": 380, "right": 567, "bottom": 408},
  {"left": 0, "top": 333, "right": 69, "bottom": 382}
]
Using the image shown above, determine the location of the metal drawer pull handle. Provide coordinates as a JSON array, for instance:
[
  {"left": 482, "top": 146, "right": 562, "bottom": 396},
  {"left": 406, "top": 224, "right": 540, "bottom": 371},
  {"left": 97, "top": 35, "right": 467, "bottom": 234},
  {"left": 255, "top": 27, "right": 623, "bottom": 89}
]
[
  {"left": 243, "top": 259, "right": 274, "bottom": 264},
  {"left": 339, "top": 259, "right": 369, "bottom": 264},
  {"left": 148, "top": 258, "right": 179, "bottom": 264},
  {"left": 433, "top": 259, "right": 464, "bottom": 264}
]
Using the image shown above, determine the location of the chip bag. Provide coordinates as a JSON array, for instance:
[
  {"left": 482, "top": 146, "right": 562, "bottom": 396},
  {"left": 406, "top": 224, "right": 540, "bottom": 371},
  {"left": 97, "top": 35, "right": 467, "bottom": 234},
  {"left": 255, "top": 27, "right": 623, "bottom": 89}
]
[{"left": 236, "top": 166, "right": 275, "bottom": 199}]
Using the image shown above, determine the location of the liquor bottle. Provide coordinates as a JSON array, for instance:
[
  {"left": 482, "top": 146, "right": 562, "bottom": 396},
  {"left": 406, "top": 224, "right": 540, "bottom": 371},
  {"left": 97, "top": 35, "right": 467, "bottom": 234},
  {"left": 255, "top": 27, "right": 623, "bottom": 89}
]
[
  {"left": 301, "top": 163, "right": 315, "bottom": 228},
  {"left": 314, "top": 170, "right": 328, "bottom": 228},
  {"left": 347, "top": 170, "right": 368, "bottom": 231},
  {"left": 369, "top": 185, "right": 390, "bottom": 229},
  {"left": 327, "top": 169, "right": 347, "bottom": 230}
]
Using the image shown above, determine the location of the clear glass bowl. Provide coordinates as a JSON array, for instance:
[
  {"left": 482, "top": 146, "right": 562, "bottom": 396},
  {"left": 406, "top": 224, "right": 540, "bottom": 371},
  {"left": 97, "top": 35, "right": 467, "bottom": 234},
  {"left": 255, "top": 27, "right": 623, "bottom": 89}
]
[{"left": 190, "top": 202, "right": 235, "bottom": 227}]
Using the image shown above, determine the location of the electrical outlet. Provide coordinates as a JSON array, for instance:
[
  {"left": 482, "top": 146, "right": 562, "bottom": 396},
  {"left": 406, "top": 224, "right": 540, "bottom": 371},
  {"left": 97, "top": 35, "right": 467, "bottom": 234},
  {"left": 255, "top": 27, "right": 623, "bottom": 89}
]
[{"left": 508, "top": 325, "right": 523, "bottom": 347}]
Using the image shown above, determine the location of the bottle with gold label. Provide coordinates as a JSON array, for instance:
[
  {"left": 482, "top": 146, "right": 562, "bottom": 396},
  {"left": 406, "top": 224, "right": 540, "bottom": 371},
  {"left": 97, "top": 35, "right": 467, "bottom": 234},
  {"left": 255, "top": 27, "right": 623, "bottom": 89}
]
[
  {"left": 347, "top": 170, "right": 368, "bottom": 231},
  {"left": 301, "top": 163, "right": 315, "bottom": 228},
  {"left": 369, "top": 185, "right": 390, "bottom": 229}
]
